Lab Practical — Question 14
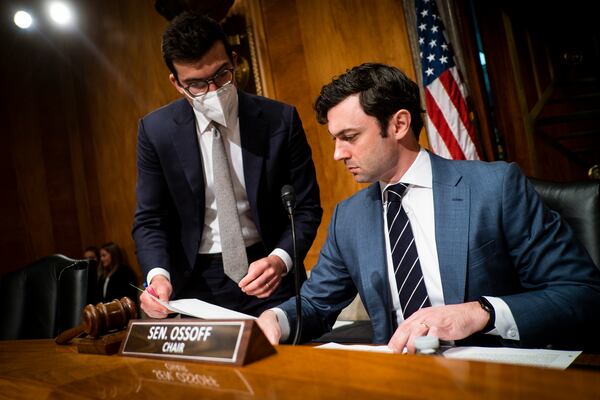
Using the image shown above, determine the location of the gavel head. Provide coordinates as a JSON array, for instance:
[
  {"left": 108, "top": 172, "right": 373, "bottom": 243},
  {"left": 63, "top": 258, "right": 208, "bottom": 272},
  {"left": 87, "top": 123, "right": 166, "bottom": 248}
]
[{"left": 82, "top": 297, "right": 138, "bottom": 338}]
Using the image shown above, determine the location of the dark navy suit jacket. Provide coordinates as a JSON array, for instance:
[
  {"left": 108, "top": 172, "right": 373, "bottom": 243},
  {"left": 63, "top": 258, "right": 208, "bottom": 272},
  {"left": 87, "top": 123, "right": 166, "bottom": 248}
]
[
  {"left": 280, "top": 153, "right": 600, "bottom": 348},
  {"left": 132, "top": 91, "right": 322, "bottom": 296}
]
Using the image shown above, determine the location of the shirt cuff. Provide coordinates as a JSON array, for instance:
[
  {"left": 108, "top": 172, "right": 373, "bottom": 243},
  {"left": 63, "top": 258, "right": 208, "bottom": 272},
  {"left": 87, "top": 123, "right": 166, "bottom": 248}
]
[
  {"left": 271, "top": 307, "right": 291, "bottom": 342},
  {"left": 146, "top": 268, "right": 171, "bottom": 285},
  {"left": 269, "top": 248, "right": 292, "bottom": 275},
  {"left": 484, "top": 296, "right": 520, "bottom": 341}
]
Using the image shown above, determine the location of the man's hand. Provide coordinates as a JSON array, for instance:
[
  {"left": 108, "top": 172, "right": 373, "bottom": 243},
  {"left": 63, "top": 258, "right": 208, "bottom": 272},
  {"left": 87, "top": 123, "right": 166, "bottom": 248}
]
[
  {"left": 256, "top": 310, "right": 282, "bottom": 345},
  {"left": 387, "top": 302, "right": 489, "bottom": 354},
  {"left": 239, "top": 255, "right": 286, "bottom": 298},
  {"left": 140, "top": 275, "right": 173, "bottom": 318}
]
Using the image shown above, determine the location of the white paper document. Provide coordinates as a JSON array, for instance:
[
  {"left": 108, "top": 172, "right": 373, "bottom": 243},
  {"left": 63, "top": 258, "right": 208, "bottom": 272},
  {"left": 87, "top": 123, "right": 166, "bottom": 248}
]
[
  {"left": 152, "top": 297, "right": 255, "bottom": 320},
  {"left": 315, "top": 343, "right": 580, "bottom": 369},
  {"left": 130, "top": 283, "right": 255, "bottom": 320},
  {"left": 443, "top": 346, "right": 581, "bottom": 370},
  {"left": 317, "top": 342, "right": 393, "bottom": 353}
]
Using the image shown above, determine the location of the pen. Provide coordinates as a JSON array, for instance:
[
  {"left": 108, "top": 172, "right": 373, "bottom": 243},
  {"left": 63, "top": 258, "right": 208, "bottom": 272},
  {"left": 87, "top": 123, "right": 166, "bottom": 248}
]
[{"left": 144, "top": 281, "right": 159, "bottom": 298}]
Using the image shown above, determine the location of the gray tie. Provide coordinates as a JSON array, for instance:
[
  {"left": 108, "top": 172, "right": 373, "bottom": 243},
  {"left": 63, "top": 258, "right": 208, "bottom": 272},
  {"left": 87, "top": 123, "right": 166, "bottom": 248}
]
[{"left": 211, "top": 123, "right": 248, "bottom": 283}]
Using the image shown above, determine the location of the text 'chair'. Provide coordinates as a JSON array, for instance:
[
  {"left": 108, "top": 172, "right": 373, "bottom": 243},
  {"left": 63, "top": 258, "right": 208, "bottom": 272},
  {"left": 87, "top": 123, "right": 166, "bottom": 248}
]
[{"left": 0, "top": 254, "right": 96, "bottom": 340}]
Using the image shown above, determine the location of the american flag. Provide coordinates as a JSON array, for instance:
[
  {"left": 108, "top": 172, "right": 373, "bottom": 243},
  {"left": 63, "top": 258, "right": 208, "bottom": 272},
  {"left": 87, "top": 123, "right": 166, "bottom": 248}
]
[{"left": 415, "top": 0, "right": 481, "bottom": 160}]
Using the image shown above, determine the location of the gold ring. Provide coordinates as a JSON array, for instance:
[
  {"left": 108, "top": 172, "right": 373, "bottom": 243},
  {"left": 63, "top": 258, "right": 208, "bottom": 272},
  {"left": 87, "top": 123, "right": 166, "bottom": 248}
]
[
  {"left": 420, "top": 322, "right": 430, "bottom": 329},
  {"left": 265, "top": 282, "right": 270, "bottom": 288}
]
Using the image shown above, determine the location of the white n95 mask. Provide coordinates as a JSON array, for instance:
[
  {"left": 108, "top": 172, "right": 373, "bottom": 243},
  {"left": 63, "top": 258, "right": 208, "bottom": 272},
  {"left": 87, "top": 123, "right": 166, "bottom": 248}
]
[{"left": 190, "top": 83, "right": 238, "bottom": 128}]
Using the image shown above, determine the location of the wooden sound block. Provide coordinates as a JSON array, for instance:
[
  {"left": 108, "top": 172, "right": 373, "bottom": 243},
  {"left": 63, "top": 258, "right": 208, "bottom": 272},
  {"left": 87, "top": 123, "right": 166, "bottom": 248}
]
[{"left": 77, "top": 330, "right": 127, "bottom": 355}]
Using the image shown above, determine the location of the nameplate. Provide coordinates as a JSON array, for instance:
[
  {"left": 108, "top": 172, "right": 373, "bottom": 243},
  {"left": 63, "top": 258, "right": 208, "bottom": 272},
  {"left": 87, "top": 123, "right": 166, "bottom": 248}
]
[{"left": 120, "top": 319, "right": 276, "bottom": 366}]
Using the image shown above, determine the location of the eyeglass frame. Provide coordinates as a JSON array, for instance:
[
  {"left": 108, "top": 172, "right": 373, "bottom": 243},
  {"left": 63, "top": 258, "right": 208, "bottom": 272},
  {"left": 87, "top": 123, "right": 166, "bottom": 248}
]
[{"left": 177, "top": 67, "right": 235, "bottom": 98}]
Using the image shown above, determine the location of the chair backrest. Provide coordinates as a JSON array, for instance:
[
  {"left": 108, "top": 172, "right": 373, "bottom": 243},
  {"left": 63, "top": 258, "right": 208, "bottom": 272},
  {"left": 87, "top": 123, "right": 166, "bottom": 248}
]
[
  {"left": 0, "top": 254, "right": 96, "bottom": 340},
  {"left": 529, "top": 178, "right": 600, "bottom": 268}
]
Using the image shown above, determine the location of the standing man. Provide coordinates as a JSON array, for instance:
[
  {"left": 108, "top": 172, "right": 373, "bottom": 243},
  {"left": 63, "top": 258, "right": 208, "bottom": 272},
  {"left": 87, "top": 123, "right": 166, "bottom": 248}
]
[
  {"left": 257, "top": 63, "right": 600, "bottom": 351},
  {"left": 133, "top": 13, "right": 322, "bottom": 318}
]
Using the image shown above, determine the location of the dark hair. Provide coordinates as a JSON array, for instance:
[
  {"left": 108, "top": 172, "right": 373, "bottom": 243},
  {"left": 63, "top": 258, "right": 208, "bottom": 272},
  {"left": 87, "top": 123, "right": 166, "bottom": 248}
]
[
  {"left": 161, "top": 12, "right": 233, "bottom": 79},
  {"left": 100, "top": 242, "right": 123, "bottom": 270},
  {"left": 83, "top": 246, "right": 100, "bottom": 260},
  {"left": 314, "top": 63, "right": 424, "bottom": 139}
]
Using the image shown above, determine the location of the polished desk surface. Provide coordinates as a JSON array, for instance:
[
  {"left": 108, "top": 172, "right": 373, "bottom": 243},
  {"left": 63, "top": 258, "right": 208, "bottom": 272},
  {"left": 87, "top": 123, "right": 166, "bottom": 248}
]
[{"left": 0, "top": 340, "right": 599, "bottom": 399}]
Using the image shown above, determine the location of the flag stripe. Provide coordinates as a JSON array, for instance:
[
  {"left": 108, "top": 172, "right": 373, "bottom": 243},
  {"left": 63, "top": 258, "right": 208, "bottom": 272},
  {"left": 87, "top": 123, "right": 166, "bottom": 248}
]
[
  {"left": 428, "top": 77, "right": 480, "bottom": 159},
  {"left": 449, "top": 66, "right": 468, "bottom": 100},
  {"left": 427, "top": 77, "right": 470, "bottom": 152},
  {"left": 425, "top": 119, "right": 452, "bottom": 159},
  {"left": 439, "top": 68, "right": 481, "bottom": 157},
  {"left": 425, "top": 88, "right": 466, "bottom": 160},
  {"left": 439, "top": 69, "right": 472, "bottom": 139}
]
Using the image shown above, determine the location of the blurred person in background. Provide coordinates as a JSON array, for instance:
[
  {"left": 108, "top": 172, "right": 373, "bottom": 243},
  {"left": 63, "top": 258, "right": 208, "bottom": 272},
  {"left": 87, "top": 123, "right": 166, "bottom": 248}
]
[{"left": 98, "top": 242, "right": 139, "bottom": 305}]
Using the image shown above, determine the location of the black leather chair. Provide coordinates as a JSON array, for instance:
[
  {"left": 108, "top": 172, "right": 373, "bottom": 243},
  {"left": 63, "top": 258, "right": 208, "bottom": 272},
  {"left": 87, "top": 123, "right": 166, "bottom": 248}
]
[
  {"left": 529, "top": 178, "right": 600, "bottom": 268},
  {"left": 0, "top": 254, "right": 96, "bottom": 340}
]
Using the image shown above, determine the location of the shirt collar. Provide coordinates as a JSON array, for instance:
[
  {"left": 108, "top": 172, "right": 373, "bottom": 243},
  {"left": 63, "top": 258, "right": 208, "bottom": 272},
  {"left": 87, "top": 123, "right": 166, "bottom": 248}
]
[
  {"left": 194, "top": 107, "right": 212, "bottom": 134},
  {"left": 380, "top": 148, "right": 432, "bottom": 199}
]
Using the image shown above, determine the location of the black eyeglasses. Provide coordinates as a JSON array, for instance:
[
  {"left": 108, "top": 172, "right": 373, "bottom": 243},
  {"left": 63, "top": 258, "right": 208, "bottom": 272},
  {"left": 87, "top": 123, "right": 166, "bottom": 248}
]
[{"left": 179, "top": 68, "right": 234, "bottom": 97}]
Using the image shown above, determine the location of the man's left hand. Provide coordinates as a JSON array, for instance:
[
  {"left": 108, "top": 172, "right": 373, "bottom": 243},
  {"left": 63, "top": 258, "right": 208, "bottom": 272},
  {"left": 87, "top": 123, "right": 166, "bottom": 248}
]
[
  {"left": 239, "top": 255, "right": 286, "bottom": 298},
  {"left": 387, "top": 302, "right": 489, "bottom": 354}
]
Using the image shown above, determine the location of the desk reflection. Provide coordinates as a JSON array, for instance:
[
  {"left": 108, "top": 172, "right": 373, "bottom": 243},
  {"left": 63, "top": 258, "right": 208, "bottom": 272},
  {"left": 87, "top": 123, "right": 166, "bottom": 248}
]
[{"left": 50, "top": 360, "right": 254, "bottom": 399}]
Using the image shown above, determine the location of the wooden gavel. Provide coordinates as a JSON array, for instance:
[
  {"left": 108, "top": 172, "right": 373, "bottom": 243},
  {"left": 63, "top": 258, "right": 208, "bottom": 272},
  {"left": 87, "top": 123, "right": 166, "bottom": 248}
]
[{"left": 55, "top": 297, "right": 137, "bottom": 344}]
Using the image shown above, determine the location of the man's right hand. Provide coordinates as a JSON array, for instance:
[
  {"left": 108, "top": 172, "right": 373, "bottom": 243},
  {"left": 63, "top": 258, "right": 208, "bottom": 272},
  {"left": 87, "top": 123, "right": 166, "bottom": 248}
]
[
  {"left": 256, "top": 310, "right": 282, "bottom": 345},
  {"left": 140, "top": 275, "right": 172, "bottom": 318}
]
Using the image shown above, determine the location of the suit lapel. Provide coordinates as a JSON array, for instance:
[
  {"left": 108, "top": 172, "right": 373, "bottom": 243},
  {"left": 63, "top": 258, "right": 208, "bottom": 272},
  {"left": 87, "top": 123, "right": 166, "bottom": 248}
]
[
  {"left": 170, "top": 100, "right": 204, "bottom": 201},
  {"left": 430, "top": 154, "right": 469, "bottom": 305},
  {"left": 238, "top": 91, "right": 267, "bottom": 231}
]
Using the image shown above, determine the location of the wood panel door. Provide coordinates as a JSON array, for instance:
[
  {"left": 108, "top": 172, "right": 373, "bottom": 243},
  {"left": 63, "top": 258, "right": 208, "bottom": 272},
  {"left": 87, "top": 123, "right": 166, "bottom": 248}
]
[{"left": 471, "top": 1, "right": 600, "bottom": 180}]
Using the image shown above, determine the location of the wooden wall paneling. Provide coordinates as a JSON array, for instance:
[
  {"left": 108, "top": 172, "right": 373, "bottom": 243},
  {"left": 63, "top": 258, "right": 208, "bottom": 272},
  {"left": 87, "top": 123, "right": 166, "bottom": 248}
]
[
  {"left": 0, "top": 166, "right": 30, "bottom": 276},
  {"left": 473, "top": 3, "right": 535, "bottom": 175},
  {"left": 511, "top": 24, "right": 539, "bottom": 112},
  {"left": 77, "top": 1, "right": 173, "bottom": 277},
  {"left": 82, "top": 6, "right": 136, "bottom": 271},
  {"left": 501, "top": 13, "right": 539, "bottom": 176},
  {"left": 60, "top": 50, "right": 100, "bottom": 257},
  {"left": 530, "top": 32, "right": 553, "bottom": 94},
  {"left": 517, "top": 28, "right": 554, "bottom": 121},
  {"left": 41, "top": 48, "right": 86, "bottom": 259},
  {"left": 523, "top": 30, "right": 579, "bottom": 181},
  {"left": 0, "top": 120, "right": 30, "bottom": 275},
  {"left": 255, "top": 0, "right": 416, "bottom": 268},
  {"left": 6, "top": 39, "right": 57, "bottom": 270},
  {"left": 470, "top": 2, "right": 599, "bottom": 181},
  {"left": 257, "top": 0, "right": 326, "bottom": 268},
  {"left": 72, "top": 73, "right": 107, "bottom": 253},
  {"left": 245, "top": 0, "right": 276, "bottom": 97}
]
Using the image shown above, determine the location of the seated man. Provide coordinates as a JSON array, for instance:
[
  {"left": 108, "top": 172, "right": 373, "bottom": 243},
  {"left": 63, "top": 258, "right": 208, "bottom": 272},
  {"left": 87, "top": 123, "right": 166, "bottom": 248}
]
[{"left": 257, "top": 63, "right": 600, "bottom": 353}]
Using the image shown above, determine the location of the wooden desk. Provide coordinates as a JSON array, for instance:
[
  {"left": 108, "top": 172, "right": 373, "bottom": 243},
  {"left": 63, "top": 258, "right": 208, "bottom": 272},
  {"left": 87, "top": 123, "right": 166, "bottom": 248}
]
[{"left": 0, "top": 340, "right": 599, "bottom": 399}]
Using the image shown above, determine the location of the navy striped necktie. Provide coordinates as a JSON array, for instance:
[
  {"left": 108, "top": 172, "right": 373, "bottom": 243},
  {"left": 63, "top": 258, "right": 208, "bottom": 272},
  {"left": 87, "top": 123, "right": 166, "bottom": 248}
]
[{"left": 385, "top": 183, "right": 430, "bottom": 322}]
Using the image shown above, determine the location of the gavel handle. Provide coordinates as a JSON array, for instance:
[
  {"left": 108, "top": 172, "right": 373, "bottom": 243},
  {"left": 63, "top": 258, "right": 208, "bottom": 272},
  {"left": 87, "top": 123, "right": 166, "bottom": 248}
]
[{"left": 55, "top": 324, "right": 86, "bottom": 345}]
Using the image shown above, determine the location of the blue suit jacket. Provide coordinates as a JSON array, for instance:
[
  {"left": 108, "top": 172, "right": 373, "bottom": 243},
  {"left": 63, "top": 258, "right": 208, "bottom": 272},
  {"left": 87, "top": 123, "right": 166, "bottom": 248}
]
[
  {"left": 132, "top": 91, "right": 322, "bottom": 296},
  {"left": 281, "top": 153, "right": 600, "bottom": 348}
]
